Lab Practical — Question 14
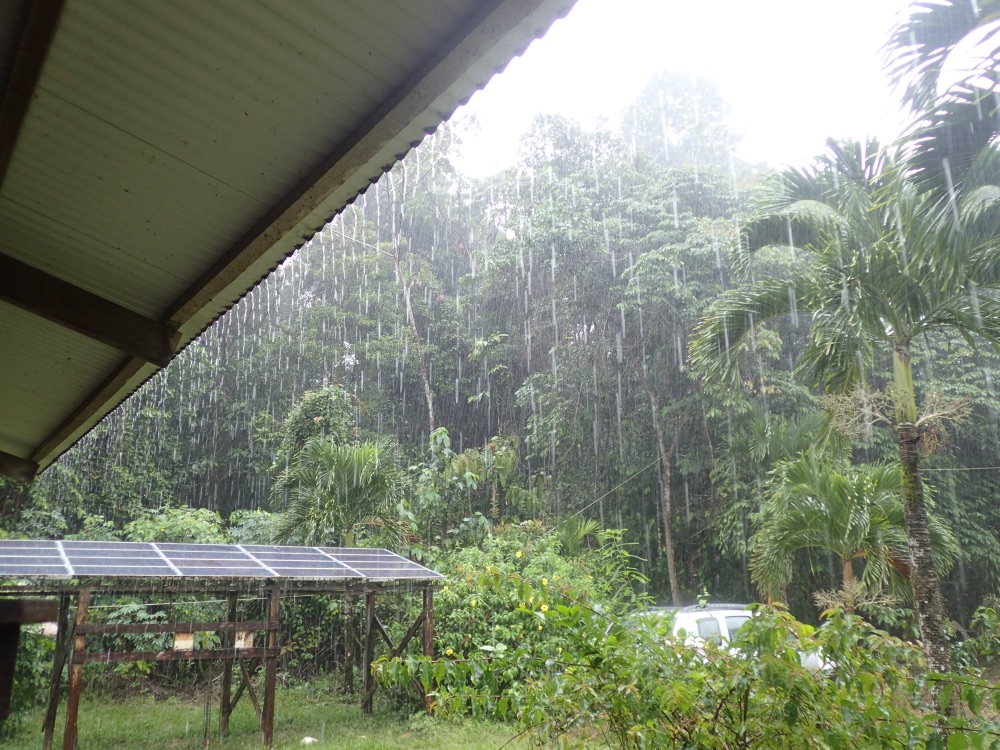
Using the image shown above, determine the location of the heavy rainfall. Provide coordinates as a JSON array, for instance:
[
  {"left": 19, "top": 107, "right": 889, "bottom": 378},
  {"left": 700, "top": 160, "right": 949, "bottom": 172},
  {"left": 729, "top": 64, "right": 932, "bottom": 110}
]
[{"left": 4, "top": 0, "right": 1000, "bottom": 747}]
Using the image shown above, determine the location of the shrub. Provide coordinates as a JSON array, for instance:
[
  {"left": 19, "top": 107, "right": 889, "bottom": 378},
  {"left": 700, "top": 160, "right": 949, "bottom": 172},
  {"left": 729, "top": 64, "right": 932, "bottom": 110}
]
[{"left": 380, "top": 583, "right": 1000, "bottom": 749}]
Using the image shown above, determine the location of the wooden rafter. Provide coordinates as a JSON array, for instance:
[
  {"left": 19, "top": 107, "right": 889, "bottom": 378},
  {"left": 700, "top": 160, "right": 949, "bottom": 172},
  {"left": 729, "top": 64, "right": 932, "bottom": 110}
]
[
  {"left": 0, "top": 449, "right": 38, "bottom": 482},
  {"left": 0, "top": 252, "right": 179, "bottom": 367},
  {"left": 0, "top": 0, "right": 65, "bottom": 191}
]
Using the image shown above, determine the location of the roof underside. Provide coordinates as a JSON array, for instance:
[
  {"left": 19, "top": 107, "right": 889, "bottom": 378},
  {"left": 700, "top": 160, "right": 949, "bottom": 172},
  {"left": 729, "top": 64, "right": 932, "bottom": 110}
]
[{"left": 0, "top": 0, "right": 573, "bottom": 481}]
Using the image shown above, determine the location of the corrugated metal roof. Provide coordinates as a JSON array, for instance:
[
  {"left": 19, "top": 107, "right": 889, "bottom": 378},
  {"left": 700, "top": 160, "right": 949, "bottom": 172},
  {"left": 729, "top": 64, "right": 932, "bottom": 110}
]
[{"left": 0, "top": 0, "right": 574, "bottom": 481}]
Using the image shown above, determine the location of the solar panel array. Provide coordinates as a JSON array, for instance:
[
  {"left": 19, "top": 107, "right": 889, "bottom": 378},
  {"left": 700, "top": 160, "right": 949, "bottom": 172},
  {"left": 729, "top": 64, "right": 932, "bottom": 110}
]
[{"left": 0, "top": 540, "right": 443, "bottom": 582}]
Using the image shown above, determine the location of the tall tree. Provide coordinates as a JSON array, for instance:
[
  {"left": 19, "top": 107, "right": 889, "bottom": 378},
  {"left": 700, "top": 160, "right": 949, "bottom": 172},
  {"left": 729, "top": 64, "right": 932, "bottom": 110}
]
[{"left": 690, "top": 138, "right": 1000, "bottom": 670}]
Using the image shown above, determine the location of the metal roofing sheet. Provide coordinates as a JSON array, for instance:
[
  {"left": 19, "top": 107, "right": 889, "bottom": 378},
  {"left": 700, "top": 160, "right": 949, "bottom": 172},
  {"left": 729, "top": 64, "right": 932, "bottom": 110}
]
[{"left": 0, "top": 0, "right": 575, "bottom": 479}]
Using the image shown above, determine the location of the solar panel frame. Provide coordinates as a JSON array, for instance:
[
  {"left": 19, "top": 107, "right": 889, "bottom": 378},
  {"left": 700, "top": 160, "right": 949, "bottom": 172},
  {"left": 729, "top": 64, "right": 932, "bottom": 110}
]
[{"left": 0, "top": 540, "right": 444, "bottom": 584}]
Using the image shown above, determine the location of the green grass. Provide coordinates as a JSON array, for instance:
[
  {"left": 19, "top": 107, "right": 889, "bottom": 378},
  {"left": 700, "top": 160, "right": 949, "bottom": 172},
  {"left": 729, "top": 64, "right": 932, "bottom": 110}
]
[{"left": 3, "top": 680, "right": 525, "bottom": 750}]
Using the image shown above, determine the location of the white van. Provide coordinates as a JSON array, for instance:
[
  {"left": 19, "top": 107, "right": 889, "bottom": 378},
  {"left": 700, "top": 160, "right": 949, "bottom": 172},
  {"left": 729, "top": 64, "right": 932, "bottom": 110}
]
[{"left": 635, "top": 604, "right": 828, "bottom": 673}]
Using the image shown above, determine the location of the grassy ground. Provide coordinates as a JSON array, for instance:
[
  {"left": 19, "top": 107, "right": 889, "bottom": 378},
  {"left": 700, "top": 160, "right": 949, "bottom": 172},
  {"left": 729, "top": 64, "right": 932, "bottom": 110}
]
[{"left": 3, "top": 680, "right": 525, "bottom": 750}]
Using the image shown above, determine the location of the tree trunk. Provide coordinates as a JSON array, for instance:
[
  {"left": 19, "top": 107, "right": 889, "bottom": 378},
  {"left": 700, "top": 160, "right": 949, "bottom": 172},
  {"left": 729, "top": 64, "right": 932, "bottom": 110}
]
[
  {"left": 842, "top": 557, "right": 854, "bottom": 614},
  {"left": 402, "top": 277, "right": 435, "bottom": 435},
  {"left": 646, "top": 383, "right": 681, "bottom": 606},
  {"left": 893, "top": 345, "right": 950, "bottom": 673}
]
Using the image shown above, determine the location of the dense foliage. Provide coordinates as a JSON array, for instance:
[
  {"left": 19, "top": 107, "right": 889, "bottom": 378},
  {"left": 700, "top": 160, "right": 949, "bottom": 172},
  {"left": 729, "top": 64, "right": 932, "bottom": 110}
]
[{"left": 3, "top": 0, "right": 1000, "bottom": 740}]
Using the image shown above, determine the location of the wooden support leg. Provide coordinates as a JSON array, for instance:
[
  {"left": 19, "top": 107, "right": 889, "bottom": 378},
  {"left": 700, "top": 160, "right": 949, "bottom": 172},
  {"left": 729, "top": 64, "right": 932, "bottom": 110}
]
[
  {"left": 42, "top": 595, "right": 70, "bottom": 750},
  {"left": 219, "top": 593, "right": 237, "bottom": 739},
  {"left": 343, "top": 594, "right": 353, "bottom": 694},
  {"left": 239, "top": 660, "right": 263, "bottom": 722},
  {"left": 262, "top": 586, "right": 279, "bottom": 748},
  {"left": 63, "top": 589, "right": 90, "bottom": 750},
  {"left": 423, "top": 587, "right": 434, "bottom": 711},
  {"left": 0, "top": 622, "right": 20, "bottom": 722},
  {"left": 362, "top": 592, "right": 376, "bottom": 714}
]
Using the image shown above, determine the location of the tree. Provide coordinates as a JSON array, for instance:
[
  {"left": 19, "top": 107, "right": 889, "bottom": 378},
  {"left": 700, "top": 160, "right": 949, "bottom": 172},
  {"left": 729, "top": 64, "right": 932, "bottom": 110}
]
[
  {"left": 270, "top": 437, "right": 402, "bottom": 547},
  {"left": 690, "top": 138, "right": 1000, "bottom": 669},
  {"left": 622, "top": 71, "right": 739, "bottom": 171},
  {"left": 752, "top": 455, "right": 958, "bottom": 612},
  {"left": 273, "top": 385, "right": 356, "bottom": 472}
]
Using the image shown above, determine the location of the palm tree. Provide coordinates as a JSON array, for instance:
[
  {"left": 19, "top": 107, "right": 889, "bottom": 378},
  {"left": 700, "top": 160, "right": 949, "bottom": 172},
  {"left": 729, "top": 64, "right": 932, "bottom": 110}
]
[
  {"left": 885, "top": 0, "right": 1000, "bottom": 204},
  {"left": 690, "top": 138, "right": 1000, "bottom": 670},
  {"left": 752, "top": 455, "right": 958, "bottom": 612},
  {"left": 271, "top": 436, "right": 403, "bottom": 547}
]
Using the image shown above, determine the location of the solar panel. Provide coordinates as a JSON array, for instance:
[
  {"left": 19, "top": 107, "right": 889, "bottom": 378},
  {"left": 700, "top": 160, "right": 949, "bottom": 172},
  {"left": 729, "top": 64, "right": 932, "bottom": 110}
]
[{"left": 0, "top": 540, "right": 443, "bottom": 583}]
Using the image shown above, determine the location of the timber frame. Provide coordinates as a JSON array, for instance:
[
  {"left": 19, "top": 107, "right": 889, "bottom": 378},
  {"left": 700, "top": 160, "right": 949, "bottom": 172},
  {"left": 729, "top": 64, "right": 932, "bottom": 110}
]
[{"left": 2, "top": 579, "right": 437, "bottom": 749}]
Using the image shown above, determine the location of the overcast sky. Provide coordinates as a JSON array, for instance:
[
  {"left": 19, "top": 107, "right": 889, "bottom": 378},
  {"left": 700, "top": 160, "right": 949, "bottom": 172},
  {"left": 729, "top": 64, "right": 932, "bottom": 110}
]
[{"left": 454, "top": 0, "right": 914, "bottom": 176}]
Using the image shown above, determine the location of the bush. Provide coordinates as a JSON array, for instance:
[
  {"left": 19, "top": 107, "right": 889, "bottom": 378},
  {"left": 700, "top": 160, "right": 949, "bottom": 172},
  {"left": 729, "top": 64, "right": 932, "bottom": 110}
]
[
  {"left": 376, "top": 522, "right": 647, "bottom": 718},
  {"left": 380, "top": 584, "right": 1000, "bottom": 749}
]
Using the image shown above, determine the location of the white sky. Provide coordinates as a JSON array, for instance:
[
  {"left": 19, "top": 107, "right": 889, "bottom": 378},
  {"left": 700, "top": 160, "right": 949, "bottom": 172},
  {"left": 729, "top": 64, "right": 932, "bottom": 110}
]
[{"left": 454, "top": 0, "right": 914, "bottom": 176}]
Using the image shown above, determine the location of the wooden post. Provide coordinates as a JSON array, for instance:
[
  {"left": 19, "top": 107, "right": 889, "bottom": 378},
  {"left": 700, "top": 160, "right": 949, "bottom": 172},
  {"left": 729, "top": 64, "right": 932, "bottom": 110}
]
[
  {"left": 362, "top": 592, "right": 376, "bottom": 714},
  {"left": 422, "top": 587, "right": 434, "bottom": 711},
  {"left": 42, "top": 595, "right": 70, "bottom": 750},
  {"left": 219, "top": 592, "right": 237, "bottom": 739},
  {"left": 63, "top": 589, "right": 90, "bottom": 750},
  {"left": 343, "top": 594, "right": 353, "bottom": 694},
  {"left": 0, "top": 599, "right": 58, "bottom": 722},
  {"left": 261, "top": 586, "right": 279, "bottom": 748}
]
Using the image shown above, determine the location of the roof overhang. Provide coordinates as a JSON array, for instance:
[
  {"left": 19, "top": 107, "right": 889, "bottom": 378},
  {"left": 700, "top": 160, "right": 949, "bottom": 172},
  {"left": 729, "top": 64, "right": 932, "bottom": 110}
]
[{"left": 0, "top": 0, "right": 573, "bottom": 481}]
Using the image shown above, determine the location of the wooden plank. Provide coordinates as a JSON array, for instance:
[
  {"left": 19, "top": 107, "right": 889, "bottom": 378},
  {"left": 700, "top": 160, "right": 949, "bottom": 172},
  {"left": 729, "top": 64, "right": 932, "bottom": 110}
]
[
  {"left": 72, "top": 647, "right": 270, "bottom": 664},
  {"left": 0, "top": 252, "right": 179, "bottom": 366},
  {"left": 0, "top": 598, "right": 58, "bottom": 624},
  {"left": 75, "top": 620, "right": 265, "bottom": 635},
  {"left": 0, "top": 0, "right": 65, "bottom": 191},
  {"left": 0, "top": 449, "right": 38, "bottom": 482}
]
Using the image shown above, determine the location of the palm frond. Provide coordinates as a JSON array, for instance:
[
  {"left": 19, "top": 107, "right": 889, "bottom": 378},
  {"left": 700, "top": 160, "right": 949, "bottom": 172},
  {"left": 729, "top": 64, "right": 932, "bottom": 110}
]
[
  {"left": 689, "top": 274, "right": 814, "bottom": 386},
  {"left": 902, "top": 77, "right": 1000, "bottom": 201},
  {"left": 884, "top": 0, "right": 994, "bottom": 111},
  {"left": 269, "top": 436, "right": 403, "bottom": 548}
]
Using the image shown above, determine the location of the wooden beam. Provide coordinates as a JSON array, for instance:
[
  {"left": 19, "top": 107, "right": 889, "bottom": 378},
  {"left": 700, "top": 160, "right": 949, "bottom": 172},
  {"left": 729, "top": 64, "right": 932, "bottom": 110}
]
[
  {"left": 0, "top": 449, "right": 38, "bottom": 482},
  {"left": 75, "top": 620, "right": 266, "bottom": 635},
  {"left": 0, "top": 252, "right": 178, "bottom": 366},
  {"left": 72, "top": 647, "right": 269, "bottom": 664},
  {"left": 63, "top": 588, "right": 89, "bottom": 750},
  {"left": 0, "top": 0, "right": 65, "bottom": 192},
  {"left": 0, "top": 598, "right": 57, "bottom": 624},
  {"left": 41, "top": 595, "right": 70, "bottom": 750}
]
